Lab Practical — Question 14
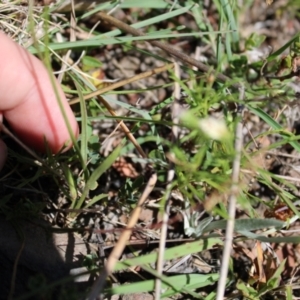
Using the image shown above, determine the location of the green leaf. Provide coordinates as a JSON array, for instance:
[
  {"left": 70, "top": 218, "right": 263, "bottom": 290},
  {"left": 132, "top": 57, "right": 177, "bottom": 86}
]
[
  {"left": 107, "top": 274, "right": 219, "bottom": 297},
  {"left": 114, "top": 237, "right": 222, "bottom": 271},
  {"left": 238, "top": 230, "right": 300, "bottom": 243},
  {"left": 267, "top": 259, "right": 286, "bottom": 289},
  {"left": 85, "top": 193, "right": 108, "bottom": 208},
  {"left": 245, "top": 33, "right": 266, "bottom": 50},
  {"left": 267, "top": 33, "right": 300, "bottom": 62},
  {"left": 286, "top": 284, "right": 293, "bottom": 300},
  {"left": 29, "top": 6, "right": 195, "bottom": 54},
  {"left": 61, "top": 163, "right": 77, "bottom": 201},
  {"left": 82, "top": 55, "right": 103, "bottom": 71},
  {"left": 236, "top": 280, "right": 259, "bottom": 299},
  {"left": 204, "top": 218, "right": 284, "bottom": 233},
  {"left": 257, "top": 259, "right": 286, "bottom": 296},
  {"left": 74, "top": 81, "right": 88, "bottom": 166}
]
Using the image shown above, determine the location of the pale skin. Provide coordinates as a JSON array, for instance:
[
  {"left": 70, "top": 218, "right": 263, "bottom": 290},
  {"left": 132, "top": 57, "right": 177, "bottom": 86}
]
[{"left": 0, "top": 32, "right": 78, "bottom": 169}]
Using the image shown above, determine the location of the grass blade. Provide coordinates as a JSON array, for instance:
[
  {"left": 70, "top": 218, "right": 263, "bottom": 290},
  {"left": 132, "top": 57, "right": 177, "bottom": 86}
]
[
  {"left": 74, "top": 81, "right": 88, "bottom": 165},
  {"left": 72, "top": 145, "right": 121, "bottom": 210},
  {"left": 247, "top": 105, "right": 300, "bottom": 152}
]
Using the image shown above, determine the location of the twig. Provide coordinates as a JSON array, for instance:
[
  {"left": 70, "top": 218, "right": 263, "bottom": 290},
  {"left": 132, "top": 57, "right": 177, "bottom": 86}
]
[
  {"left": 111, "top": 58, "right": 159, "bottom": 102},
  {"left": 96, "top": 94, "right": 147, "bottom": 159},
  {"left": 96, "top": 11, "right": 242, "bottom": 91},
  {"left": 155, "top": 61, "right": 181, "bottom": 299},
  {"left": 0, "top": 123, "right": 44, "bottom": 166},
  {"left": 216, "top": 86, "right": 245, "bottom": 300},
  {"left": 265, "top": 70, "right": 300, "bottom": 81},
  {"left": 69, "top": 64, "right": 174, "bottom": 105},
  {"left": 86, "top": 171, "right": 157, "bottom": 300}
]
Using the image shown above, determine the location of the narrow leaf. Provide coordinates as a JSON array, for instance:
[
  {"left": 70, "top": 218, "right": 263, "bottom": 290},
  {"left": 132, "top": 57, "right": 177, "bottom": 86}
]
[{"left": 73, "top": 146, "right": 121, "bottom": 210}]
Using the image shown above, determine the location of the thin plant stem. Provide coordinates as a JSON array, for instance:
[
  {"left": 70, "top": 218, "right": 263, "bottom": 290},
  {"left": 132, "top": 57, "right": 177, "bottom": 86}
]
[
  {"left": 155, "top": 61, "right": 181, "bottom": 299},
  {"left": 69, "top": 63, "right": 174, "bottom": 105},
  {"left": 216, "top": 86, "right": 245, "bottom": 300}
]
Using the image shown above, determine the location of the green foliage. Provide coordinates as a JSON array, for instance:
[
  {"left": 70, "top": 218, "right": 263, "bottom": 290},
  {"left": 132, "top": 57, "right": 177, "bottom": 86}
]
[
  {"left": 236, "top": 259, "right": 287, "bottom": 299},
  {"left": 81, "top": 55, "right": 103, "bottom": 72},
  {"left": 3, "top": 0, "right": 300, "bottom": 298},
  {"left": 119, "top": 176, "right": 144, "bottom": 204},
  {"left": 107, "top": 273, "right": 220, "bottom": 298},
  {"left": 83, "top": 253, "right": 99, "bottom": 271},
  {"left": 245, "top": 33, "right": 266, "bottom": 50}
]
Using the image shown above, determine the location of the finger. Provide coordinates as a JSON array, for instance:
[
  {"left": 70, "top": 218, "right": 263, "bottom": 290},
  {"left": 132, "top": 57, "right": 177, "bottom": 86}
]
[{"left": 0, "top": 32, "right": 78, "bottom": 153}]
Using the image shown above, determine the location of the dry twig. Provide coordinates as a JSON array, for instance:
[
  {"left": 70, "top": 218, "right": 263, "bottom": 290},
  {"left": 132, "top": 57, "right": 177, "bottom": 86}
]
[
  {"left": 216, "top": 87, "right": 245, "bottom": 300},
  {"left": 155, "top": 61, "right": 181, "bottom": 299},
  {"left": 96, "top": 11, "right": 242, "bottom": 91},
  {"left": 86, "top": 171, "right": 157, "bottom": 299},
  {"left": 69, "top": 63, "right": 174, "bottom": 105}
]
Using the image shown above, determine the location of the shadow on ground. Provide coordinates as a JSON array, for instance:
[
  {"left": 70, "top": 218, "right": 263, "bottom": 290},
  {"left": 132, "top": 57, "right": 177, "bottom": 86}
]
[{"left": 0, "top": 216, "right": 89, "bottom": 300}]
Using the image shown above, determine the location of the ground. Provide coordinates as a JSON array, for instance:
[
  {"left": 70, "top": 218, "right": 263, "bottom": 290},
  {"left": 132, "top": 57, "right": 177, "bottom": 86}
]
[{"left": 1, "top": 0, "right": 300, "bottom": 299}]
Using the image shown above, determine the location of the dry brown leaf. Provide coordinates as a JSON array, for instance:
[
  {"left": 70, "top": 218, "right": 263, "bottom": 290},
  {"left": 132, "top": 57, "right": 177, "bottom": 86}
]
[
  {"left": 256, "top": 242, "right": 267, "bottom": 284},
  {"left": 112, "top": 157, "right": 139, "bottom": 178}
]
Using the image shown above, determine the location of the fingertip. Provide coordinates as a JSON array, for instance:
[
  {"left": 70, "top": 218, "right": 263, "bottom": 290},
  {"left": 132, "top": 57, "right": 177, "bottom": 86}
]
[
  {"left": 11, "top": 116, "right": 79, "bottom": 154},
  {"left": 0, "top": 32, "right": 79, "bottom": 154},
  {"left": 52, "top": 121, "right": 79, "bottom": 154}
]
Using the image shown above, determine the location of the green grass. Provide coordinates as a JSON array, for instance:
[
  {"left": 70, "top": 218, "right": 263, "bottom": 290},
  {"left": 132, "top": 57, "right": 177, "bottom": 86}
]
[{"left": 1, "top": 0, "right": 300, "bottom": 299}]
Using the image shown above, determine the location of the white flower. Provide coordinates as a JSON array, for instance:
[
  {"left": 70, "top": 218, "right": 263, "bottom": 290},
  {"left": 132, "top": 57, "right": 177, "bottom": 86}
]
[{"left": 198, "top": 117, "right": 229, "bottom": 141}]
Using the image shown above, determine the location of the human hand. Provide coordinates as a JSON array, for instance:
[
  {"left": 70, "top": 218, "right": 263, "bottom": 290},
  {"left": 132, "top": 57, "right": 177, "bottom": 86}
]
[{"left": 0, "top": 31, "right": 78, "bottom": 169}]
